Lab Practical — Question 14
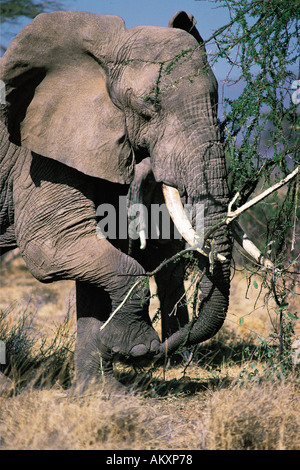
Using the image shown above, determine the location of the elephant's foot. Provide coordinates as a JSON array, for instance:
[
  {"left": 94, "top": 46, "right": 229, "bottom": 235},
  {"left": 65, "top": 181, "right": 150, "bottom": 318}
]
[
  {"left": 98, "top": 310, "right": 160, "bottom": 362},
  {"left": 74, "top": 312, "right": 160, "bottom": 397},
  {"left": 71, "top": 363, "right": 133, "bottom": 398},
  {"left": 75, "top": 282, "right": 160, "bottom": 366}
]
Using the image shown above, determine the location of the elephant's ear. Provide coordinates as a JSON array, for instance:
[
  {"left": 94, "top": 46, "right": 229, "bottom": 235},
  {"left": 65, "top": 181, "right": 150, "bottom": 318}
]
[
  {"left": 0, "top": 11, "right": 134, "bottom": 184},
  {"left": 168, "top": 11, "right": 203, "bottom": 44}
]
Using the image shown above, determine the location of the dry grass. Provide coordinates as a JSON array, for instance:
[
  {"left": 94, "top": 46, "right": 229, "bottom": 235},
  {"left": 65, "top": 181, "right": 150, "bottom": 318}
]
[
  {"left": 1, "top": 376, "right": 299, "bottom": 450},
  {"left": 0, "top": 388, "right": 165, "bottom": 450},
  {"left": 203, "top": 382, "right": 300, "bottom": 450},
  {"left": 0, "top": 251, "right": 299, "bottom": 450}
]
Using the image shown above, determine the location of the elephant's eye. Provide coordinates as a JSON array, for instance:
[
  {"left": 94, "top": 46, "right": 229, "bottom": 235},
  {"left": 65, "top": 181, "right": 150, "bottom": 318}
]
[
  {"left": 142, "top": 93, "right": 161, "bottom": 113},
  {"left": 127, "top": 89, "right": 161, "bottom": 119}
]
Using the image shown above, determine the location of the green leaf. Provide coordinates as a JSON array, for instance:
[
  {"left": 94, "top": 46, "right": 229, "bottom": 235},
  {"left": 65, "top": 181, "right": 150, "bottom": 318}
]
[
  {"left": 279, "top": 303, "right": 289, "bottom": 310},
  {"left": 287, "top": 311, "right": 298, "bottom": 321}
]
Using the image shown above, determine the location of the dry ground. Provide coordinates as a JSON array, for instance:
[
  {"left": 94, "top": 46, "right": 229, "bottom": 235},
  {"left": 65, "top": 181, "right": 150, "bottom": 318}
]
[{"left": 0, "top": 250, "right": 299, "bottom": 450}]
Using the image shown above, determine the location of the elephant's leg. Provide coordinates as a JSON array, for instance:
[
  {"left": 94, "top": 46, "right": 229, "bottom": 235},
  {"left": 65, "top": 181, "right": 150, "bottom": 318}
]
[
  {"left": 73, "top": 316, "right": 128, "bottom": 394},
  {"left": 74, "top": 282, "right": 134, "bottom": 392},
  {"left": 131, "top": 237, "right": 189, "bottom": 341},
  {"left": 73, "top": 283, "right": 112, "bottom": 391},
  {"left": 136, "top": 239, "right": 189, "bottom": 341},
  {"left": 73, "top": 316, "right": 106, "bottom": 392},
  {"left": 19, "top": 233, "right": 160, "bottom": 383}
]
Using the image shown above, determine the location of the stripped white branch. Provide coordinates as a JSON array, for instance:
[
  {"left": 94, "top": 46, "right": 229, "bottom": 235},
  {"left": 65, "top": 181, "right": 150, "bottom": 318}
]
[
  {"left": 227, "top": 167, "right": 299, "bottom": 269},
  {"left": 232, "top": 221, "right": 274, "bottom": 269},
  {"left": 228, "top": 191, "right": 240, "bottom": 214},
  {"left": 226, "top": 166, "right": 299, "bottom": 225}
]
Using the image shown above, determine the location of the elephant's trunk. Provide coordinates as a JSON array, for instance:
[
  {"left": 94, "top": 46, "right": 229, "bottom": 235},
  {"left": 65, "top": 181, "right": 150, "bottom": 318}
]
[
  {"left": 158, "top": 141, "right": 232, "bottom": 357},
  {"left": 158, "top": 240, "right": 231, "bottom": 356}
]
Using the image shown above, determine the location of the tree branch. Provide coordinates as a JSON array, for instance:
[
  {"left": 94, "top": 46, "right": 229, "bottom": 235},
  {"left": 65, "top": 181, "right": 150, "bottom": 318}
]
[{"left": 225, "top": 166, "right": 299, "bottom": 225}]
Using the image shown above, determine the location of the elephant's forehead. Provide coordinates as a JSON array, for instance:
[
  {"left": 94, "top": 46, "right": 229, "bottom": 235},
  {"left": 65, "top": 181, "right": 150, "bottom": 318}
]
[{"left": 125, "top": 25, "right": 199, "bottom": 62}]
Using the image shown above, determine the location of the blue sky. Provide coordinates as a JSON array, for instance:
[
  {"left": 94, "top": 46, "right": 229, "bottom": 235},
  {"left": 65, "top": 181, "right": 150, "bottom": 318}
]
[
  {"left": 1, "top": 0, "right": 231, "bottom": 78},
  {"left": 69, "top": 0, "right": 230, "bottom": 33},
  {"left": 2, "top": 0, "right": 230, "bottom": 36}
]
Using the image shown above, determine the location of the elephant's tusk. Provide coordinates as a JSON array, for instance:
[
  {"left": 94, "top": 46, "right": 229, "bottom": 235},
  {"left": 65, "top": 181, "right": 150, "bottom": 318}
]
[
  {"left": 162, "top": 185, "right": 274, "bottom": 269},
  {"left": 139, "top": 230, "right": 147, "bottom": 250},
  {"left": 162, "top": 184, "right": 226, "bottom": 262},
  {"left": 232, "top": 221, "right": 274, "bottom": 269}
]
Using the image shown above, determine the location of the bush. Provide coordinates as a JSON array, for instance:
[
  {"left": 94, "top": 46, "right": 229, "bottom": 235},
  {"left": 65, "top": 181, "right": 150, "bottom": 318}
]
[{"left": 0, "top": 307, "right": 75, "bottom": 390}]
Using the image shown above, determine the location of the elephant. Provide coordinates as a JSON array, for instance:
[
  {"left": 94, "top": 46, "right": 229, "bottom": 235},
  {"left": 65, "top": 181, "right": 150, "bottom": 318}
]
[{"left": 0, "top": 10, "right": 268, "bottom": 392}]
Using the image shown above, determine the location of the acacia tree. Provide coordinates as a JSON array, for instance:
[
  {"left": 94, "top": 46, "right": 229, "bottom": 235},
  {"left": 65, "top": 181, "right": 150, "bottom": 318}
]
[
  {"left": 0, "top": 0, "right": 64, "bottom": 23},
  {"left": 198, "top": 0, "right": 299, "bottom": 364},
  {"left": 0, "top": 0, "right": 68, "bottom": 52}
]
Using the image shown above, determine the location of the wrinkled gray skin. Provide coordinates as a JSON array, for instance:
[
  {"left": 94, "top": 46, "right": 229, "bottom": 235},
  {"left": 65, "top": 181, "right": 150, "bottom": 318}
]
[{"left": 0, "top": 11, "right": 232, "bottom": 392}]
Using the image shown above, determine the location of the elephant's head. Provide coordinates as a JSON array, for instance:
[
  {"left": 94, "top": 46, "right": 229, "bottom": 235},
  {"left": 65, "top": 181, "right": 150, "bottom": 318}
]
[{"left": 1, "top": 10, "right": 233, "bottom": 357}]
